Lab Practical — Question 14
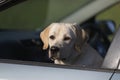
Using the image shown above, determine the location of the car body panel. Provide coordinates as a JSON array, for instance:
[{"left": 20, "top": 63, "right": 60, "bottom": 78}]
[
  {"left": 0, "top": 59, "right": 119, "bottom": 80},
  {"left": 0, "top": 62, "right": 112, "bottom": 80},
  {"left": 112, "top": 72, "right": 120, "bottom": 80}
]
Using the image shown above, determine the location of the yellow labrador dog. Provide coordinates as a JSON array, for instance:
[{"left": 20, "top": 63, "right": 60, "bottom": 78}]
[{"left": 40, "top": 23, "right": 103, "bottom": 68}]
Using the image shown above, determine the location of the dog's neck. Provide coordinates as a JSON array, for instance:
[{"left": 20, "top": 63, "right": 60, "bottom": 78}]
[
  {"left": 54, "top": 43, "right": 89, "bottom": 65},
  {"left": 54, "top": 44, "right": 103, "bottom": 68},
  {"left": 54, "top": 48, "right": 81, "bottom": 65}
]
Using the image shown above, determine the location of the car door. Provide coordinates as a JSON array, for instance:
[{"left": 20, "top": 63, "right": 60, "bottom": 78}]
[{"left": 0, "top": 60, "right": 114, "bottom": 80}]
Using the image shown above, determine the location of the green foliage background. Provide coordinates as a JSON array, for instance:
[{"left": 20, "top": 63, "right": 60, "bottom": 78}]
[{"left": 0, "top": 0, "right": 119, "bottom": 30}]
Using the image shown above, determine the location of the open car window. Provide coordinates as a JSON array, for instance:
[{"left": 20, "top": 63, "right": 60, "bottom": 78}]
[{"left": 0, "top": 0, "right": 120, "bottom": 72}]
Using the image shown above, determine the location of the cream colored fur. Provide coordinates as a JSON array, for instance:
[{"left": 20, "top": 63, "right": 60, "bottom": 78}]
[{"left": 40, "top": 23, "right": 103, "bottom": 68}]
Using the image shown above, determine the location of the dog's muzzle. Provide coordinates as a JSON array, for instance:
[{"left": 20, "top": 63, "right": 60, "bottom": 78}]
[
  {"left": 50, "top": 46, "right": 60, "bottom": 60},
  {"left": 49, "top": 46, "right": 67, "bottom": 61}
]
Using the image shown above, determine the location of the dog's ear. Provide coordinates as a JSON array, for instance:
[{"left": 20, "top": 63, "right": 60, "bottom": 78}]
[
  {"left": 40, "top": 25, "right": 51, "bottom": 50},
  {"left": 73, "top": 24, "right": 88, "bottom": 52}
]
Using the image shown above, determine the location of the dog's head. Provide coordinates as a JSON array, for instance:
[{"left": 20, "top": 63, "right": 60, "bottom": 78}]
[{"left": 40, "top": 23, "right": 88, "bottom": 64}]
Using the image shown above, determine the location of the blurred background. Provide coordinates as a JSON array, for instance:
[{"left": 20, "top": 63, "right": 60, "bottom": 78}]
[{"left": 0, "top": 0, "right": 119, "bottom": 30}]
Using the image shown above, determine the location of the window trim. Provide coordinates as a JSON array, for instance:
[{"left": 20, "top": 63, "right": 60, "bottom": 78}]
[{"left": 0, "top": 59, "right": 118, "bottom": 73}]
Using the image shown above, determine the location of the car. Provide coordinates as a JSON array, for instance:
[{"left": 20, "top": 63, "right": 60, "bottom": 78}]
[{"left": 0, "top": 0, "right": 120, "bottom": 80}]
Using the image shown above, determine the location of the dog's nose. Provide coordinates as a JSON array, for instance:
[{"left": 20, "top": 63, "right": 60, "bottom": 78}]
[{"left": 50, "top": 46, "right": 59, "bottom": 52}]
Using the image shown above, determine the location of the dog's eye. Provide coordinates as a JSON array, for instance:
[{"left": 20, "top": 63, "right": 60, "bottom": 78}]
[
  {"left": 49, "top": 35, "right": 55, "bottom": 40},
  {"left": 64, "top": 37, "right": 71, "bottom": 41}
]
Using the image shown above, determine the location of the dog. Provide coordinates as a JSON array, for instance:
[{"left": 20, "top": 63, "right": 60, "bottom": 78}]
[{"left": 40, "top": 23, "right": 103, "bottom": 68}]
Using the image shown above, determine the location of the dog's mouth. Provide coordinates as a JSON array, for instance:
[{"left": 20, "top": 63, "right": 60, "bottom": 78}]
[
  {"left": 50, "top": 56, "right": 58, "bottom": 61},
  {"left": 49, "top": 52, "right": 66, "bottom": 61},
  {"left": 50, "top": 56, "right": 66, "bottom": 61}
]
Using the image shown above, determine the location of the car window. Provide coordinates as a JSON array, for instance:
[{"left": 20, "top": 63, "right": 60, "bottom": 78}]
[
  {"left": 0, "top": 0, "right": 120, "bottom": 71},
  {"left": 0, "top": 0, "right": 92, "bottom": 30}
]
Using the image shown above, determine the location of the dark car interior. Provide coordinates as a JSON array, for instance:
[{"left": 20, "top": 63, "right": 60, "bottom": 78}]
[{"left": 0, "top": 29, "right": 53, "bottom": 63}]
